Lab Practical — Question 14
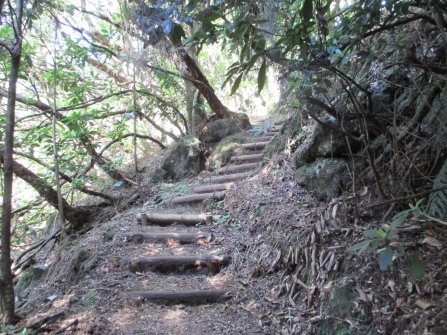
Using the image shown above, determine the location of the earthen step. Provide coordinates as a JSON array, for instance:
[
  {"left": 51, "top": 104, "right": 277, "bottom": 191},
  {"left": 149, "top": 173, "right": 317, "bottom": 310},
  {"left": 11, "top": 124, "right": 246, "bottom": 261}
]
[
  {"left": 137, "top": 213, "right": 220, "bottom": 226},
  {"left": 240, "top": 141, "right": 268, "bottom": 150},
  {"left": 125, "top": 289, "right": 231, "bottom": 305},
  {"left": 168, "top": 191, "right": 226, "bottom": 205},
  {"left": 192, "top": 182, "right": 234, "bottom": 194},
  {"left": 217, "top": 162, "right": 258, "bottom": 175},
  {"left": 230, "top": 153, "right": 263, "bottom": 164},
  {"left": 124, "top": 255, "right": 230, "bottom": 274},
  {"left": 206, "top": 172, "right": 251, "bottom": 184},
  {"left": 126, "top": 232, "right": 213, "bottom": 244}
]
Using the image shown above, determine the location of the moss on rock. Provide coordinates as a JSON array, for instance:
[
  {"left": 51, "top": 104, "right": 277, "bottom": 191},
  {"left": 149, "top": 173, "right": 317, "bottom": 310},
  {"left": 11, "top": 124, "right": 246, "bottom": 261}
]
[{"left": 161, "top": 136, "right": 204, "bottom": 181}]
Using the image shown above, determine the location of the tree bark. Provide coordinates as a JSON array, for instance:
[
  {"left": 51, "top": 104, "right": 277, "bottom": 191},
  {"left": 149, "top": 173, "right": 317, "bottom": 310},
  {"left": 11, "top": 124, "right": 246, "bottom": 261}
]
[
  {"left": 0, "top": 0, "right": 23, "bottom": 325},
  {"left": 0, "top": 153, "right": 90, "bottom": 229},
  {"left": 169, "top": 29, "right": 251, "bottom": 129},
  {"left": 79, "top": 137, "right": 132, "bottom": 185}
]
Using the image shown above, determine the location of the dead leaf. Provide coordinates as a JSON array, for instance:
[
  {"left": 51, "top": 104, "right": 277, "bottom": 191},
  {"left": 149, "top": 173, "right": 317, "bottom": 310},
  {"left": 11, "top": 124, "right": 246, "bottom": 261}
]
[
  {"left": 422, "top": 236, "right": 442, "bottom": 249},
  {"left": 356, "top": 287, "right": 371, "bottom": 303},
  {"left": 415, "top": 299, "right": 434, "bottom": 310}
]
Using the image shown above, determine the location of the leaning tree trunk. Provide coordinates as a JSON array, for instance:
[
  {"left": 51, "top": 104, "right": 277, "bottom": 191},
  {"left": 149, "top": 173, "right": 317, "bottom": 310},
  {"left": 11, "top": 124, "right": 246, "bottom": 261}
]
[
  {"left": 0, "top": 153, "right": 90, "bottom": 230},
  {"left": 169, "top": 27, "right": 251, "bottom": 130}
]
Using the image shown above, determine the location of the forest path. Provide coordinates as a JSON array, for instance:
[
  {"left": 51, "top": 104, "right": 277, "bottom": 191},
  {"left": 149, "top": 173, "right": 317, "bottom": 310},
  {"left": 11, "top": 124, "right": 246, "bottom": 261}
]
[{"left": 109, "top": 122, "right": 282, "bottom": 334}]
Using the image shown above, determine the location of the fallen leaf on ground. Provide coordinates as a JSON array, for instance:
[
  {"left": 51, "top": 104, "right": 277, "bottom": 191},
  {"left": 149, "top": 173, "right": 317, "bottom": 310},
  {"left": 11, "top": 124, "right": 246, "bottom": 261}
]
[
  {"left": 415, "top": 299, "right": 434, "bottom": 310},
  {"left": 421, "top": 237, "right": 442, "bottom": 249}
]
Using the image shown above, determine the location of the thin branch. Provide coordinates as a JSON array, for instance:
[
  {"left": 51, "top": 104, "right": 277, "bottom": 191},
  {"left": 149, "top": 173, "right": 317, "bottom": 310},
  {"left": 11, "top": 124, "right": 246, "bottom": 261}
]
[
  {"left": 99, "top": 133, "right": 166, "bottom": 154},
  {"left": 13, "top": 151, "right": 116, "bottom": 202}
]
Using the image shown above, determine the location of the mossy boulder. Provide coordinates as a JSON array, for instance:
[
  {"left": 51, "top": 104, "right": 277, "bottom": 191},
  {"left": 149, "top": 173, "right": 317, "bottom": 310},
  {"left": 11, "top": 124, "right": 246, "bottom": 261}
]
[
  {"left": 208, "top": 133, "right": 247, "bottom": 170},
  {"left": 201, "top": 119, "right": 242, "bottom": 143},
  {"left": 294, "top": 123, "right": 346, "bottom": 168},
  {"left": 15, "top": 264, "right": 48, "bottom": 299},
  {"left": 161, "top": 136, "right": 204, "bottom": 180},
  {"left": 295, "top": 158, "right": 349, "bottom": 200}
]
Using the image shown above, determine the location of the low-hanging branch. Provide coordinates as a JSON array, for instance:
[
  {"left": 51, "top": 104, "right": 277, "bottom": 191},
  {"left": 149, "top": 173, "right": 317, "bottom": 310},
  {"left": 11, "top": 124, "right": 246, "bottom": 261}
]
[
  {"left": 0, "top": 152, "right": 90, "bottom": 228},
  {"left": 99, "top": 133, "right": 166, "bottom": 154},
  {"left": 13, "top": 151, "right": 116, "bottom": 202}
]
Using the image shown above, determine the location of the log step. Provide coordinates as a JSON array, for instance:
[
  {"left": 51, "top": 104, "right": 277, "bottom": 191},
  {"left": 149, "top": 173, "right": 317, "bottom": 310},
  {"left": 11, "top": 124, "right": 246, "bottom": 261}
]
[
  {"left": 206, "top": 172, "right": 251, "bottom": 184},
  {"left": 124, "top": 255, "right": 230, "bottom": 274},
  {"left": 125, "top": 289, "right": 231, "bottom": 305},
  {"left": 137, "top": 213, "right": 220, "bottom": 226},
  {"left": 265, "top": 131, "right": 279, "bottom": 136},
  {"left": 217, "top": 162, "right": 258, "bottom": 175},
  {"left": 230, "top": 153, "right": 263, "bottom": 164},
  {"left": 245, "top": 136, "right": 273, "bottom": 143},
  {"left": 192, "top": 182, "right": 234, "bottom": 194},
  {"left": 240, "top": 141, "right": 268, "bottom": 150},
  {"left": 168, "top": 191, "right": 226, "bottom": 205},
  {"left": 127, "top": 232, "right": 213, "bottom": 244}
]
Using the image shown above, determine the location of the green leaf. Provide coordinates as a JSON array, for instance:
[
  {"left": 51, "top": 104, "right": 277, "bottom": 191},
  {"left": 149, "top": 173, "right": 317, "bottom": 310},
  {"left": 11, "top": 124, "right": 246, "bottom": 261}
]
[
  {"left": 257, "top": 58, "right": 267, "bottom": 92},
  {"left": 230, "top": 73, "right": 243, "bottom": 95},
  {"left": 363, "top": 229, "right": 386, "bottom": 239},
  {"left": 348, "top": 240, "right": 372, "bottom": 254},
  {"left": 253, "top": 37, "right": 266, "bottom": 54},
  {"left": 378, "top": 247, "right": 393, "bottom": 271},
  {"left": 408, "top": 252, "right": 425, "bottom": 279}
]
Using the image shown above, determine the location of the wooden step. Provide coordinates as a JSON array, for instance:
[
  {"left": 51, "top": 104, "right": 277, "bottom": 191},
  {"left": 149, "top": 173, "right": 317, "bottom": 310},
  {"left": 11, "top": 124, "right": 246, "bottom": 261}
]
[
  {"left": 137, "top": 213, "right": 219, "bottom": 226},
  {"left": 230, "top": 153, "right": 263, "bottom": 164},
  {"left": 240, "top": 141, "right": 268, "bottom": 150},
  {"left": 192, "top": 182, "right": 234, "bottom": 194},
  {"left": 265, "top": 131, "right": 279, "bottom": 136},
  {"left": 168, "top": 191, "right": 225, "bottom": 205},
  {"left": 206, "top": 172, "right": 251, "bottom": 184},
  {"left": 217, "top": 162, "right": 258, "bottom": 175},
  {"left": 125, "top": 289, "right": 231, "bottom": 305},
  {"left": 244, "top": 136, "right": 273, "bottom": 143},
  {"left": 127, "top": 232, "right": 213, "bottom": 244},
  {"left": 124, "top": 255, "right": 230, "bottom": 274}
]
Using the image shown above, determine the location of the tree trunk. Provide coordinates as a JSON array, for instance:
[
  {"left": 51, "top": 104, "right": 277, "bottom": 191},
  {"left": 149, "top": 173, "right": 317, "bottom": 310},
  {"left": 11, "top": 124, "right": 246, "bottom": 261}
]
[
  {"left": 0, "top": 0, "right": 23, "bottom": 325},
  {"left": 169, "top": 30, "right": 251, "bottom": 129},
  {"left": 80, "top": 137, "right": 132, "bottom": 185},
  {"left": 0, "top": 153, "right": 90, "bottom": 229}
]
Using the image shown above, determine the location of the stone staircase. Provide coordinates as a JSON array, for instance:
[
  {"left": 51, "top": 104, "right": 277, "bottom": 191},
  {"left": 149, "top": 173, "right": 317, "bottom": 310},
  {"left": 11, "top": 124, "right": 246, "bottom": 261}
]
[{"left": 120, "top": 123, "right": 281, "bottom": 306}]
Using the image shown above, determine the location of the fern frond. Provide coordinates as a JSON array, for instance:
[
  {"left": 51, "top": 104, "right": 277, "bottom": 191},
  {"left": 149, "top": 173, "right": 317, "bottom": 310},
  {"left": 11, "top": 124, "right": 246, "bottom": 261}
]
[{"left": 427, "top": 158, "right": 447, "bottom": 219}]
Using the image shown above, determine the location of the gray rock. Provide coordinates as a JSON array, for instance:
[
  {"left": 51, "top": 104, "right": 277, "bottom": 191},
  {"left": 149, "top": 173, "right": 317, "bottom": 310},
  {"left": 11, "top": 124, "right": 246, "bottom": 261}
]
[
  {"left": 295, "top": 158, "right": 349, "bottom": 200},
  {"left": 201, "top": 119, "right": 242, "bottom": 143},
  {"left": 294, "top": 123, "right": 346, "bottom": 168},
  {"left": 161, "top": 136, "right": 204, "bottom": 180},
  {"left": 15, "top": 264, "right": 48, "bottom": 298},
  {"left": 209, "top": 133, "right": 246, "bottom": 169}
]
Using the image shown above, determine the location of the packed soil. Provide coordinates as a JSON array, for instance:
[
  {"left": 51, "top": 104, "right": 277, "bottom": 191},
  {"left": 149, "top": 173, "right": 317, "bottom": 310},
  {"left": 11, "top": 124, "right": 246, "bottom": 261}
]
[{"left": 11, "top": 145, "right": 447, "bottom": 335}]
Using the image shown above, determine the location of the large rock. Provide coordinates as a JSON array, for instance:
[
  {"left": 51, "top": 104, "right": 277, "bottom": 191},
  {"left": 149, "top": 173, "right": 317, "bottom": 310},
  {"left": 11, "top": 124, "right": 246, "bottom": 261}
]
[
  {"left": 294, "top": 123, "right": 346, "bottom": 168},
  {"left": 208, "top": 133, "right": 246, "bottom": 170},
  {"left": 161, "top": 136, "right": 204, "bottom": 180},
  {"left": 15, "top": 264, "right": 48, "bottom": 299},
  {"left": 295, "top": 158, "right": 350, "bottom": 200},
  {"left": 201, "top": 119, "right": 242, "bottom": 143}
]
